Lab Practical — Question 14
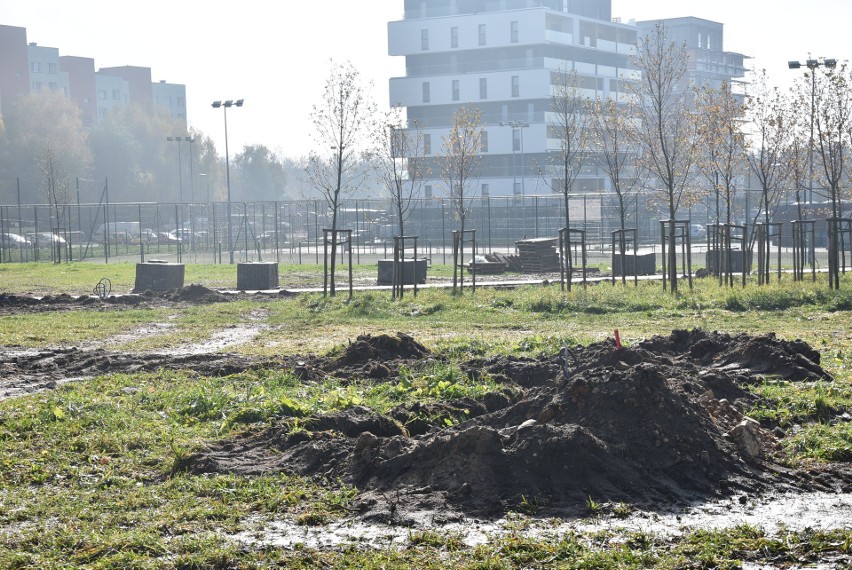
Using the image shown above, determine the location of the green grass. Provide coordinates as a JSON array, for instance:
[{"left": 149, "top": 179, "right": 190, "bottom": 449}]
[{"left": 0, "top": 264, "right": 851, "bottom": 566}]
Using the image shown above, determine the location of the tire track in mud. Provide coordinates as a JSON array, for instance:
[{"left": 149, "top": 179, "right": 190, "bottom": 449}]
[{"left": 0, "top": 309, "right": 272, "bottom": 400}]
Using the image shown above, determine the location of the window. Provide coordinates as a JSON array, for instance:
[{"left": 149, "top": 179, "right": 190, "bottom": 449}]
[
  {"left": 511, "top": 75, "right": 520, "bottom": 98},
  {"left": 452, "top": 79, "right": 460, "bottom": 101},
  {"left": 49, "top": 82, "right": 57, "bottom": 92},
  {"left": 511, "top": 21, "right": 519, "bottom": 43},
  {"left": 421, "top": 29, "right": 429, "bottom": 50},
  {"left": 451, "top": 26, "right": 458, "bottom": 48},
  {"left": 479, "top": 77, "right": 487, "bottom": 99},
  {"left": 478, "top": 24, "right": 486, "bottom": 46},
  {"left": 30, "top": 62, "right": 40, "bottom": 73},
  {"left": 98, "top": 89, "right": 107, "bottom": 100},
  {"left": 697, "top": 33, "right": 702, "bottom": 49},
  {"left": 513, "top": 129, "right": 521, "bottom": 152},
  {"left": 425, "top": 185, "right": 433, "bottom": 199},
  {"left": 422, "top": 81, "right": 430, "bottom": 103},
  {"left": 513, "top": 182, "right": 522, "bottom": 195},
  {"left": 47, "top": 63, "right": 57, "bottom": 74},
  {"left": 178, "top": 97, "right": 185, "bottom": 107},
  {"left": 481, "top": 183, "right": 490, "bottom": 196},
  {"left": 480, "top": 130, "right": 488, "bottom": 152},
  {"left": 112, "top": 89, "right": 121, "bottom": 101},
  {"left": 31, "top": 81, "right": 42, "bottom": 92},
  {"left": 423, "top": 133, "right": 431, "bottom": 155}
]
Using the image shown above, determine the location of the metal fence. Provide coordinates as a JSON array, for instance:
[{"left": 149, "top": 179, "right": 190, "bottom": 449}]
[{"left": 0, "top": 194, "right": 700, "bottom": 265}]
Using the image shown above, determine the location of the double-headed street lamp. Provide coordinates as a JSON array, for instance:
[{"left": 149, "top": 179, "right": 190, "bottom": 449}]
[
  {"left": 166, "top": 135, "right": 196, "bottom": 204},
  {"left": 788, "top": 57, "right": 837, "bottom": 204},
  {"left": 211, "top": 99, "right": 244, "bottom": 264}
]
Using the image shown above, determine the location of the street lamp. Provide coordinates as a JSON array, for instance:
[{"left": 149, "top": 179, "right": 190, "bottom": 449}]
[
  {"left": 500, "top": 121, "right": 530, "bottom": 196},
  {"left": 211, "top": 99, "right": 244, "bottom": 264},
  {"left": 788, "top": 57, "right": 837, "bottom": 204},
  {"left": 166, "top": 136, "right": 185, "bottom": 203}
]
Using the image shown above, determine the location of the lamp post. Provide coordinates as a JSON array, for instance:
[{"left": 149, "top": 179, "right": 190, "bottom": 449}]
[
  {"left": 788, "top": 57, "right": 837, "bottom": 204},
  {"left": 186, "top": 136, "right": 196, "bottom": 203},
  {"left": 166, "top": 136, "right": 185, "bottom": 203},
  {"left": 211, "top": 99, "right": 244, "bottom": 264},
  {"left": 500, "top": 121, "right": 530, "bottom": 196}
]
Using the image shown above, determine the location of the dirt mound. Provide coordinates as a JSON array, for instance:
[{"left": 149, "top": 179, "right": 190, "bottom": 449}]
[
  {"left": 176, "top": 330, "right": 844, "bottom": 521},
  {"left": 638, "top": 329, "right": 830, "bottom": 382},
  {"left": 161, "top": 284, "right": 233, "bottom": 303},
  {"left": 332, "top": 333, "right": 431, "bottom": 368}
]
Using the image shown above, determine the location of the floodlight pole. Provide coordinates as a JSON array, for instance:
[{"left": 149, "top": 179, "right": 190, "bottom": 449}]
[
  {"left": 212, "top": 99, "right": 244, "bottom": 264},
  {"left": 788, "top": 57, "right": 837, "bottom": 204}
]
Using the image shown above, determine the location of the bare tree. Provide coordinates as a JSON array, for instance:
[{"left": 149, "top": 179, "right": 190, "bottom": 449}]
[
  {"left": 809, "top": 62, "right": 852, "bottom": 289},
  {"left": 745, "top": 71, "right": 794, "bottom": 228},
  {"left": 547, "top": 67, "right": 590, "bottom": 283},
  {"left": 695, "top": 82, "right": 746, "bottom": 226},
  {"left": 631, "top": 22, "right": 699, "bottom": 292},
  {"left": 743, "top": 70, "right": 796, "bottom": 282},
  {"left": 589, "top": 97, "right": 641, "bottom": 283},
  {"left": 305, "top": 60, "right": 376, "bottom": 295},
  {"left": 438, "top": 105, "right": 482, "bottom": 237},
  {"left": 373, "top": 108, "right": 428, "bottom": 239}
]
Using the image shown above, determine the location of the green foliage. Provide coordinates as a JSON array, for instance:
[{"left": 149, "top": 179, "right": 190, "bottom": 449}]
[{"left": 785, "top": 422, "right": 852, "bottom": 462}]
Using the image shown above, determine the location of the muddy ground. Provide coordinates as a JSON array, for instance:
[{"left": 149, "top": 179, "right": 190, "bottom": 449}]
[{"left": 2, "top": 285, "right": 850, "bottom": 526}]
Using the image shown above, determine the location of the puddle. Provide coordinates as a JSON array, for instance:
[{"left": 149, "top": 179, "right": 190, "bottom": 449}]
[
  {"left": 160, "top": 323, "right": 269, "bottom": 355},
  {"left": 232, "top": 491, "right": 852, "bottom": 551}
]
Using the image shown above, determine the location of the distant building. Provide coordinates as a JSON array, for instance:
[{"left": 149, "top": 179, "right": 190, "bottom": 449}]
[
  {"left": 0, "top": 24, "right": 186, "bottom": 128},
  {"left": 636, "top": 17, "right": 748, "bottom": 95},
  {"left": 388, "top": 0, "right": 637, "bottom": 198},
  {"left": 387, "top": 3, "right": 748, "bottom": 199}
]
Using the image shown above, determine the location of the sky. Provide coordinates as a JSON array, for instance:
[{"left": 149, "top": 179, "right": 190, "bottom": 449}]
[{"left": 0, "top": 0, "right": 849, "bottom": 160}]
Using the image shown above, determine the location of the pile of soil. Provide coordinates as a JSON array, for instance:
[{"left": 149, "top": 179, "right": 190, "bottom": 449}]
[{"left": 176, "top": 329, "right": 850, "bottom": 521}]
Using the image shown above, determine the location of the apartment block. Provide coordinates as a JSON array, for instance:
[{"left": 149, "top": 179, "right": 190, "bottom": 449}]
[
  {"left": 0, "top": 24, "right": 186, "bottom": 129},
  {"left": 388, "top": 0, "right": 637, "bottom": 198}
]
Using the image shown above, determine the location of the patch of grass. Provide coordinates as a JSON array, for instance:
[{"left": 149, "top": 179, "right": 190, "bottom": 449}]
[
  {"left": 784, "top": 422, "right": 852, "bottom": 462},
  {"left": 747, "top": 380, "right": 852, "bottom": 427}
]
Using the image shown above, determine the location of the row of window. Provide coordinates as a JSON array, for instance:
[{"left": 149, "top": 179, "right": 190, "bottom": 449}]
[
  {"left": 422, "top": 75, "right": 520, "bottom": 103},
  {"left": 154, "top": 96, "right": 186, "bottom": 107},
  {"left": 422, "top": 20, "right": 520, "bottom": 51},
  {"left": 31, "top": 81, "right": 65, "bottom": 95},
  {"left": 30, "top": 62, "right": 58, "bottom": 74},
  {"left": 420, "top": 127, "right": 524, "bottom": 156},
  {"left": 98, "top": 89, "right": 126, "bottom": 102}
]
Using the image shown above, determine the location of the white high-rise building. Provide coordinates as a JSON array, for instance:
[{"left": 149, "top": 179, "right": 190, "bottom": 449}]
[{"left": 388, "top": 0, "right": 637, "bottom": 198}]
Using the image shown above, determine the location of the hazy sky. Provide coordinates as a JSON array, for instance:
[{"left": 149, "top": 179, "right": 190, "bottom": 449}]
[{"left": 1, "top": 1, "right": 848, "bottom": 159}]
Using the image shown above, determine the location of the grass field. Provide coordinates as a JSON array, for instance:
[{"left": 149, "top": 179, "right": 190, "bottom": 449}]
[{"left": 0, "top": 263, "right": 850, "bottom": 568}]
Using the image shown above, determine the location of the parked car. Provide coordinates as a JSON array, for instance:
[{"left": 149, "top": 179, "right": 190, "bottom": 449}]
[
  {"left": 1, "top": 232, "right": 31, "bottom": 248},
  {"left": 690, "top": 224, "right": 707, "bottom": 239},
  {"left": 27, "top": 232, "right": 67, "bottom": 246},
  {"left": 159, "top": 231, "right": 182, "bottom": 245}
]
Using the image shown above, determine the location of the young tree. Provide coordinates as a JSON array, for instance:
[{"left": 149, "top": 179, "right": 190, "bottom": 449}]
[
  {"left": 631, "top": 22, "right": 699, "bottom": 292},
  {"left": 808, "top": 62, "right": 852, "bottom": 290},
  {"left": 305, "top": 60, "right": 376, "bottom": 295},
  {"left": 743, "top": 70, "right": 796, "bottom": 282},
  {"left": 438, "top": 105, "right": 482, "bottom": 238},
  {"left": 373, "top": 108, "right": 428, "bottom": 239},
  {"left": 695, "top": 82, "right": 746, "bottom": 226},
  {"left": 589, "top": 97, "right": 641, "bottom": 283},
  {"left": 547, "top": 68, "right": 590, "bottom": 286}
]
